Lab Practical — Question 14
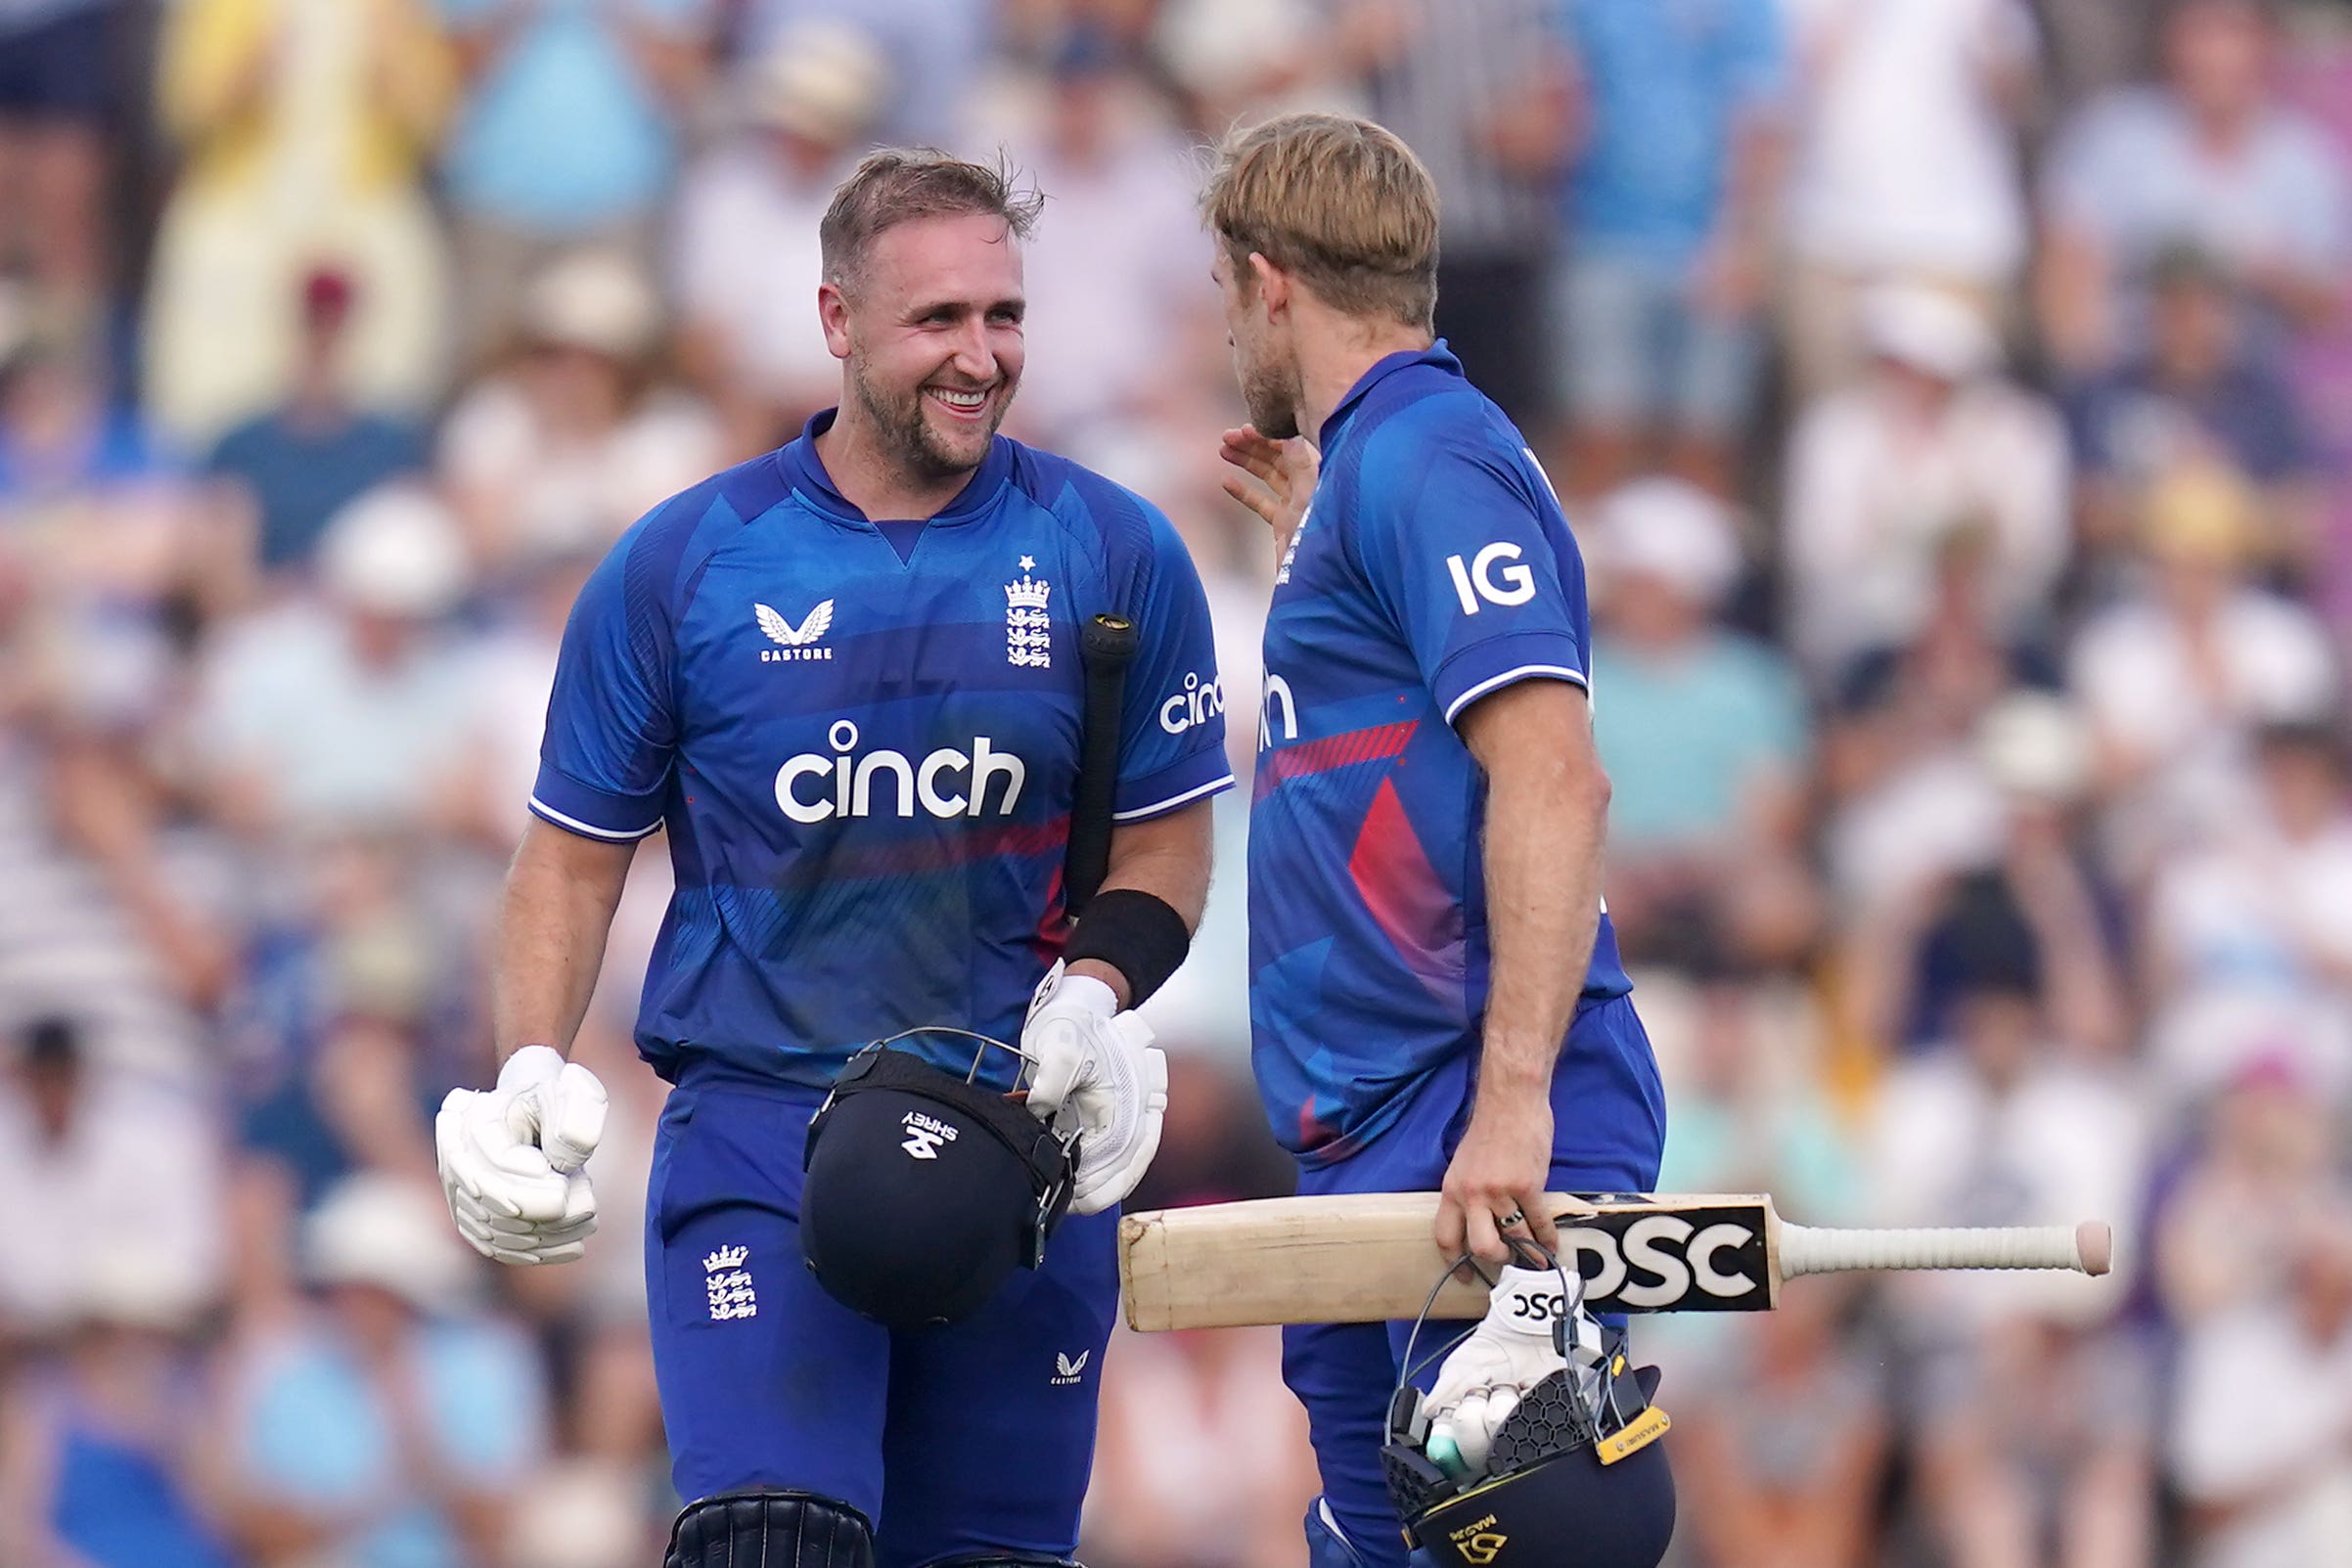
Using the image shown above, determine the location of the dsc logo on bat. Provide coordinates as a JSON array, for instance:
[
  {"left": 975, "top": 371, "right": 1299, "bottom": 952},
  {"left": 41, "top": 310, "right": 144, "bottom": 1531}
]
[{"left": 1559, "top": 1207, "right": 1772, "bottom": 1312}]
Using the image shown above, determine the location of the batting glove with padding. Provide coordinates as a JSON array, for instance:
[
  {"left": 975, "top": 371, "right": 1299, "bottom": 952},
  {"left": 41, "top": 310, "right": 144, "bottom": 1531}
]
[
  {"left": 1019, "top": 961, "right": 1169, "bottom": 1216},
  {"left": 434, "top": 1045, "right": 607, "bottom": 1265}
]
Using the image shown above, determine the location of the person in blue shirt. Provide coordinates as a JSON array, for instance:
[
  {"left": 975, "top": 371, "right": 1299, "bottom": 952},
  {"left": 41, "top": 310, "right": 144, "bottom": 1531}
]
[
  {"left": 428, "top": 150, "right": 1233, "bottom": 1568},
  {"left": 1205, "top": 114, "right": 1668, "bottom": 1568},
  {"left": 1551, "top": 0, "right": 1787, "bottom": 503}
]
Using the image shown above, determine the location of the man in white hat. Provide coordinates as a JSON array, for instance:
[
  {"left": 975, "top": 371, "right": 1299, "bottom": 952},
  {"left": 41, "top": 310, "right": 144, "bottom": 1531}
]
[
  {"left": 672, "top": 22, "right": 892, "bottom": 445},
  {"left": 1783, "top": 282, "right": 2071, "bottom": 682},
  {"left": 1588, "top": 478, "right": 1818, "bottom": 970},
  {"left": 188, "top": 482, "right": 488, "bottom": 836},
  {"left": 210, "top": 1172, "right": 548, "bottom": 1568}
]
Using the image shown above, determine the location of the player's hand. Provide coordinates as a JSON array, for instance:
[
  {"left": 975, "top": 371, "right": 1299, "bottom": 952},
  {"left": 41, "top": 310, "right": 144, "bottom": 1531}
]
[
  {"left": 1218, "top": 426, "right": 1317, "bottom": 560},
  {"left": 1020, "top": 961, "right": 1170, "bottom": 1216},
  {"left": 1437, "top": 1094, "right": 1562, "bottom": 1267},
  {"left": 434, "top": 1045, "right": 607, "bottom": 1266},
  {"left": 1425, "top": 1263, "right": 1606, "bottom": 1477}
]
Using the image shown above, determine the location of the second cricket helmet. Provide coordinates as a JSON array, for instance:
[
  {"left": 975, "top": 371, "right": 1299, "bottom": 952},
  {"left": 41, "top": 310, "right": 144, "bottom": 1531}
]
[
  {"left": 1388, "top": 1363, "right": 1675, "bottom": 1568},
  {"left": 800, "top": 1033, "right": 1076, "bottom": 1329},
  {"left": 1383, "top": 1248, "right": 1676, "bottom": 1568}
]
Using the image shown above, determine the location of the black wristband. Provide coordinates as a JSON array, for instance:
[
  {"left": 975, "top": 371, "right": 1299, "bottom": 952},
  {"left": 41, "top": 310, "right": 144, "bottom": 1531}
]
[{"left": 1063, "top": 888, "right": 1192, "bottom": 1007}]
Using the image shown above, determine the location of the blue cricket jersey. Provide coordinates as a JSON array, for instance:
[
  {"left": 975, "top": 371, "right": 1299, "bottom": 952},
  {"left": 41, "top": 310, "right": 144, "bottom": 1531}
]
[
  {"left": 1250, "top": 345, "right": 1636, "bottom": 1166},
  {"left": 533, "top": 413, "right": 1234, "bottom": 1087}
]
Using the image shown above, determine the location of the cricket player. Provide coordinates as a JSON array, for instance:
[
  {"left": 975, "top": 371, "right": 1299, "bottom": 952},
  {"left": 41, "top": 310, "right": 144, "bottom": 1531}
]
[
  {"left": 430, "top": 150, "right": 1234, "bottom": 1568},
  {"left": 1206, "top": 115, "right": 1669, "bottom": 1566}
]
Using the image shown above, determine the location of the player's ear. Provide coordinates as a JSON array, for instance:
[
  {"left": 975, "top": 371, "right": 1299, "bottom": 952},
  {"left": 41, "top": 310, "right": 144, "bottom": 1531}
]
[
  {"left": 1248, "top": 252, "right": 1289, "bottom": 319},
  {"left": 818, "top": 280, "right": 854, "bottom": 360}
]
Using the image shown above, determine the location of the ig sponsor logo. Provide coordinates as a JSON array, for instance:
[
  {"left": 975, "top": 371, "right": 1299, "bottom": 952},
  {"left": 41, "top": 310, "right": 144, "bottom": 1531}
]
[{"left": 1443, "top": 542, "right": 1538, "bottom": 614}]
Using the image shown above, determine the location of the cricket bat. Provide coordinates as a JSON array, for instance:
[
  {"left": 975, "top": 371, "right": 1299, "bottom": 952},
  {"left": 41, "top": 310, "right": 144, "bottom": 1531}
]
[{"left": 1118, "top": 1192, "right": 2113, "bottom": 1330}]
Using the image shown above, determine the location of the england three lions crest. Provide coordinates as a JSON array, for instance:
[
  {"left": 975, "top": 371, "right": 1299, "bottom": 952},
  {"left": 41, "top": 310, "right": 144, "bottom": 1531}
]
[{"left": 1006, "top": 556, "right": 1052, "bottom": 669}]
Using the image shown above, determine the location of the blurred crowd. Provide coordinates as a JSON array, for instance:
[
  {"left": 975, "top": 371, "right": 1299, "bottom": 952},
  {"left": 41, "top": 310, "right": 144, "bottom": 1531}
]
[{"left": 2, "top": 0, "right": 2351, "bottom": 1565}]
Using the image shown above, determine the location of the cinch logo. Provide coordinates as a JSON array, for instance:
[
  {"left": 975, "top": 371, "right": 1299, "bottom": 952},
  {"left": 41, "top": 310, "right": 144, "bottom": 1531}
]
[
  {"left": 1259, "top": 672, "right": 1297, "bottom": 749},
  {"left": 1159, "top": 672, "right": 1224, "bottom": 736},
  {"left": 774, "top": 720, "right": 1026, "bottom": 824},
  {"left": 1444, "top": 542, "right": 1538, "bottom": 614}
]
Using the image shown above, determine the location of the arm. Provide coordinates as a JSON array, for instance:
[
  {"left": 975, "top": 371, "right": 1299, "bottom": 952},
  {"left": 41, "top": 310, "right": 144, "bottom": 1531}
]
[
  {"left": 492, "top": 816, "right": 638, "bottom": 1062},
  {"left": 1067, "top": 801, "right": 1214, "bottom": 1008},
  {"left": 1438, "top": 678, "right": 1610, "bottom": 1265}
]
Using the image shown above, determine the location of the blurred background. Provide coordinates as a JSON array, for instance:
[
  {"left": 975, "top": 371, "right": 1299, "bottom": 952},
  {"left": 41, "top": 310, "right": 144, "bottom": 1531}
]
[{"left": 1, "top": 0, "right": 2350, "bottom": 1564}]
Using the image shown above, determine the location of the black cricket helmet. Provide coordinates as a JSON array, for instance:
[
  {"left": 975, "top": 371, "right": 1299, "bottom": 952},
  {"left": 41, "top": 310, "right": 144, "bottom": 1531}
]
[
  {"left": 800, "top": 1030, "right": 1076, "bottom": 1329},
  {"left": 1383, "top": 1249, "right": 1676, "bottom": 1568}
]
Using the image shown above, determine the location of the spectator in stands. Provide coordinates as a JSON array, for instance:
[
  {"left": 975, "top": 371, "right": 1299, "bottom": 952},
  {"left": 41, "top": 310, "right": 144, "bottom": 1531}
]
[
  {"left": 671, "top": 22, "right": 887, "bottom": 453},
  {"left": 1336, "top": 0, "right": 1566, "bottom": 434},
  {"left": 1780, "top": 0, "right": 2040, "bottom": 398},
  {"left": 207, "top": 268, "right": 431, "bottom": 581},
  {"left": 1783, "top": 283, "right": 2070, "bottom": 684},
  {"left": 2064, "top": 245, "right": 2319, "bottom": 572},
  {"left": 2141, "top": 722, "right": 2352, "bottom": 1104},
  {"left": 746, "top": 0, "right": 989, "bottom": 146},
  {"left": 1864, "top": 905, "right": 2152, "bottom": 1568},
  {"left": 1007, "top": 26, "right": 1214, "bottom": 453},
  {"left": 145, "top": 0, "right": 457, "bottom": 449},
  {"left": 2158, "top": 1053, "right": 2347, "bottom": 1324},
  {"left": 190, "top": 483, "right": 487, "bottom": 838},
  {"left": 211, "top": 1172, "right": 547, "bottom": 1568},
  {"left": 437, "top": 0, "right": 715, "bottom": 356},
  {"left": 1667, "top": 1279, "right": 1889, "bottom": 1568},
  {"left": 0, "top": 1015, "right": 226, "bottom": 1347},
  {"left": 0, "top": 320, "right": 224, "bottom": 708},
  {"left": 0, "top": 1254, "right": 237, "bottom": 1568},
  {"left": 1552, "top": 0, "right": 1787, "bottom": 498},
  {"left": 438, "top": 250, "right": 721, "bottom": 572},
  {"left": 1587, "top": 478, "right": 1817, "bottom": 971},
  {"left": 2170, "top": 1208, "right": 2352, "bottom": 1568},
  {"left": 2067, "top": 462, "right": 2338, "bottom": 880},
  {"left": 0, "top": 0, "right": 116, "bottom": 325},
  {"left": 2040, "top": 0, "right": 2351, "bottom": 377}
]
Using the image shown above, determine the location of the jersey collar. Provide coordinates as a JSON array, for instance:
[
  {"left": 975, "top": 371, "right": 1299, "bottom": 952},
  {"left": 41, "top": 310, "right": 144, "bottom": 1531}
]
[
  {"left": 776, "top": 408, "right": 1015, "bottom": 530},
  {"left": 1318, "top": 339, "right": 1462, "bottom": 452}
]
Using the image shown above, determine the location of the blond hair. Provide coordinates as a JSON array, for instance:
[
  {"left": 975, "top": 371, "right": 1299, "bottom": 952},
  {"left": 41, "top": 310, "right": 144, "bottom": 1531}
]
[
  {"left": 820, "top": 148, "right": 1045, "bottom": 288},
  {"left": 1200, "top": 113, "right": 1440, "bottom": 331}
]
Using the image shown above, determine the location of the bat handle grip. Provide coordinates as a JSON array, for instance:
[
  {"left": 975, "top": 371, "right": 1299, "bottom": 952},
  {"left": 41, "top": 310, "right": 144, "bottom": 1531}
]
[{"left": 1781, "top": 1221, "right": 2113, "bottom": 1278}]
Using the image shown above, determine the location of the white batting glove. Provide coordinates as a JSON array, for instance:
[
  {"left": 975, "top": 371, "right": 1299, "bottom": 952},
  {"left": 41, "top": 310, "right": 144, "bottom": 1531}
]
[
  {"left": 1019, "top": 961, "right": 1169, "bottom": 1216},
  {"left": 1425, "top": 1265, "right": 1607, "bottom": 1476},
  {"left": 434, "top": 1045, "right": 608, "bottom": 1266}
]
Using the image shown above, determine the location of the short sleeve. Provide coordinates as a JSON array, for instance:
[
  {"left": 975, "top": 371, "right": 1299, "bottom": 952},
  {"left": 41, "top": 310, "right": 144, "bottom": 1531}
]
[
  {"left": 1353, "top": 434, "right": 1593, "bottom": 728},
  {"left": 529, "top": 515, "right": 680, "bottom": 840},
  {"left": 1102, "top": 496, "right": 1236, "bottom": 822}
]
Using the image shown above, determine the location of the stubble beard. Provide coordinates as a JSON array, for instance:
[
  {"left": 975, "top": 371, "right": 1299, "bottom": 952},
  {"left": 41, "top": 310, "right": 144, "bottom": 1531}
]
[
  {"left": 1241, "top": 346, "right": 1303, "bottom": 442},
  {"left": 849, "top": 354, "right": 1014, "bottom": 485}
]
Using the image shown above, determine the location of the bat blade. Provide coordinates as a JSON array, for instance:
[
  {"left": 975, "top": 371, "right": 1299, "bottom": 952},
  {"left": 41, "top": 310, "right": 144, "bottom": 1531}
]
[
  {"left": 1118, "top": 1192, "right": 1781, "bottom": 1329},
  {"left": 1118, "top": 1193, "right": 2112, "bottom": 1329}
]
